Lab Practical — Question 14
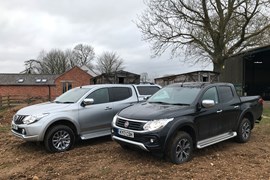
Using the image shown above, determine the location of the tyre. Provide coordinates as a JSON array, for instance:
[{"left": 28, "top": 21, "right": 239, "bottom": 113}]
[
  {"left": 44, "top": 125, "right": 75, "bottom": 153},
  {"left": 167, "top": 131, "right": 193, "bottom": 164},
  {"left": 235, "top": 117, "right": 251, "bottom": 143}
]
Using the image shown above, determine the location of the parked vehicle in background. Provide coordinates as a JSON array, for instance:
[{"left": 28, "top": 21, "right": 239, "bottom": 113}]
[
  {"left": 111, "top": 82, "right": 263, "bottom": 164},
  {"left": 11, "top": 84, "right": 160, "bottom": 152}
]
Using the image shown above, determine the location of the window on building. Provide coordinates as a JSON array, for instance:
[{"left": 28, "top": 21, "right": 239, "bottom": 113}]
[
  {"left": 17, "top": 78, "right": 24, "bottom": 83},
  {"left": 202, "top": 76, "right": 209, "bottom": 82},
  {"left": 62, "top": 82, "right": 73, "bottom": 93}
]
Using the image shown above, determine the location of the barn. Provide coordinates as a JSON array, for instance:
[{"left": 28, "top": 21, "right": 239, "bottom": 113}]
[{"left": 221, "top": 45, "right": 270, "bottom": 100}]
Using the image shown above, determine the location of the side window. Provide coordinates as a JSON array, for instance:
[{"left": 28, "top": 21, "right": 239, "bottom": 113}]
[
  {"left": 202, "top": 87, "right": 219, "bottom": 104},
  {"left": 219, "top": 86, "right": 234, "bottom": 103},
  {"left": 87, "top": 88, "right": 109, "bottom": 104},
  {"left": 137, "top": 86, "right": 160, "bottom": 95},
  {"left": 109, "top": 87, "right": 132, "bottom": 102}
]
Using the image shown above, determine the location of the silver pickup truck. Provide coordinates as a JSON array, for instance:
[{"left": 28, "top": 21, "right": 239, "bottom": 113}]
[{"left": 11, "top": 84, "right": 160, "bottom": 152}]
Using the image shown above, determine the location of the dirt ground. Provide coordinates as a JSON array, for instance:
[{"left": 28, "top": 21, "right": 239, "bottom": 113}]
[{"left": 0, "top": 104, "right": 270, "bottom": 180}]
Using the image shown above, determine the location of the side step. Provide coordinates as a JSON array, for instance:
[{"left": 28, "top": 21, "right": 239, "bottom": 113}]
[
  {"left": 80, "top": 129, "right": 111, "bottom": 140},
  {"left": 197, "top": 132, "right": 237, "bottom": 149}
]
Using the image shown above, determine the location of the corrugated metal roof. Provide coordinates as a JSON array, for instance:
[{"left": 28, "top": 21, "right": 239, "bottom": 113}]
[{"left": 0, "top": 74, "right": 58, "bottom": 85}]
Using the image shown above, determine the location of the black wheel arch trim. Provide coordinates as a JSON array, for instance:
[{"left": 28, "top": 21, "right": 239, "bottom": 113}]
[
  {"left": 237, "top": 108, "right": 255, "bottom": 130},
  {"left": 163, "top": 117, "right": 197, "bottom": 152}
]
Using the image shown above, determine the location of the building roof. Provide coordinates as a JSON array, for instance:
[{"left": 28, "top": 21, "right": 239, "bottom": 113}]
[
  {"left": 230, "top": 44, "right": 270, "bottom": 58},
  {"left": 93, "top": 70, "right": 140, "bottom": 78},
  {"left": 0, "top": 74, "right": 58, "bottom": 85},
  {"left": 155, "top": 70, "right": 218, "bottom": 80},
  {"left": 80, "top": 65, "right": 98, "bottom": 77}
]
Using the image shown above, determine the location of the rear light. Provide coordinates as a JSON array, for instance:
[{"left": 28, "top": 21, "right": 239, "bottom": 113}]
[{"left": 258, "top": 98, "right": 264, "bottom": 105}]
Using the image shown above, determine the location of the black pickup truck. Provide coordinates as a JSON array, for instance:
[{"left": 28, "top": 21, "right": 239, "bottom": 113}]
[{"left": 111, "top": 82, "right": 263, "bottom": 164}]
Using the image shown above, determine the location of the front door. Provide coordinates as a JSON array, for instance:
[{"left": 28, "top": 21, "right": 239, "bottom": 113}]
[
  {"left": 78, "top": 88, "right": 114, "bottom": 135},
  {"left": 195, "top": 86, "right": 222, "bottom": 140}
]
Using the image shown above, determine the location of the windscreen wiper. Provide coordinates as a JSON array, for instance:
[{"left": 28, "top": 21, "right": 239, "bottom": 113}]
[{"left": 170, "top": 103, "right": 190, "bottom": 106}]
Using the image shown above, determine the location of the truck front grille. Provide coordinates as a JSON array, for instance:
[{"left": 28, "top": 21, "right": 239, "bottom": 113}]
[
  {"left": 116, "top": 117, "right": 146, "bottom": 131},
  {"left": 13, "top": 115, "right": 27, "bottom": 124}
]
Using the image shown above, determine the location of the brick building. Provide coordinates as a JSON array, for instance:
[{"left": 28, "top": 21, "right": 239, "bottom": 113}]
[{"left": 0, "top": 66, "right": 92, "bottom": 101}]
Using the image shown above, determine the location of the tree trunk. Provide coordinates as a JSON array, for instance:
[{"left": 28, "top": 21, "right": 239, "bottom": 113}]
[{"left": 213, "top": 61, "right": 226, "bottom": 82}]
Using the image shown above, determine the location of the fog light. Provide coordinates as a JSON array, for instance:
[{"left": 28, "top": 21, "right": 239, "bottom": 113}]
[
  {"left": 111, "top": 129, "right": 114, "bottom": 133},
  {"left": 21, "top": 129, "right": 26, "bottom": 135},
  {"left": 150, "top": 138, "right": 155, "bottom": 143}
]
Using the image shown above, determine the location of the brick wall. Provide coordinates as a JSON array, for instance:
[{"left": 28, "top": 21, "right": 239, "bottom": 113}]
[
  {"left": 54, "top": 66, "right": 92, "bottom": 96},
  {"left": 0, "top": 85, "right": 55, "bottom": 100}
]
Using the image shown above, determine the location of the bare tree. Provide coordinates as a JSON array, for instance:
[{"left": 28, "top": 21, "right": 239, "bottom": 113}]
[
  {"left": 137, "top": 0, "right": 270, "bottom": 73},
  {"left": 96, "top": 51, "right": 125, "bottom": 74},
  {"left": 35, "top": 49, "right": 70, "bottom": 74},
  {"left": 72, "top": 43, "right": 95, "bottom": 69},
  {"left": 21, "top": 59, "right": 40, "bottom": 74}
]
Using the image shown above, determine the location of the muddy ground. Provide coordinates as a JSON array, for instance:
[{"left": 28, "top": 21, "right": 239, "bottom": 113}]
[{"left": 0, "top": 103, "right": 269, "bottom": 180}]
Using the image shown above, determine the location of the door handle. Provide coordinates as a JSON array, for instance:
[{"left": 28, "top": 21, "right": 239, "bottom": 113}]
[
  {"left": 234, "top": 105, "right": 239, "bottom": 109},
  {"left": 104, "top": 107, "right": 112, "bottom": 110},
  {"left": 217, "top": 110, "right": 223, "bottom": 113}
]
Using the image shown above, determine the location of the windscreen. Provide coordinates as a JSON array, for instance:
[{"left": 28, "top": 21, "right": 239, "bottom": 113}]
[
  {"left": 148, "top": 86, "right": 200, "bottom": 105},
  {"left": 54, "top": 88, "right": 91, "bottom": 103}
]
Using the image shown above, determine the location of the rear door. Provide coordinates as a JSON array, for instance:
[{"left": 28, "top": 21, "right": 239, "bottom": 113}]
[
  {"left": 108, "top": 86, "right": 137, "bottom": 115},
  {"left": 217, "top": 85, "right": 241, "bottom": 133}
]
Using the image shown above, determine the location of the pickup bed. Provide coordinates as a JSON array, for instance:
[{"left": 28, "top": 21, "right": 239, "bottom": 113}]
[
  {"left": 11, "top": 84, "right": 160, "bottom": 152},
  {"left": 111, "top": 82, "right": 263, "bottom": 164}
]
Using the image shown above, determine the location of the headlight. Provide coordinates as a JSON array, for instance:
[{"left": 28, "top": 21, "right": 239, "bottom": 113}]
[
  {"left": 23, "top": 113, "right": 49, "bottom": 124},
  {"left": 143, "top": 118, "right": 173, "bottom": 131}
]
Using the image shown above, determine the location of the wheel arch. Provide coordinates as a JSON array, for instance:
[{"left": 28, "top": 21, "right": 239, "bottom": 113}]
[
  {"left": 164, "top": 121, "right": 197, "bottom": 151},
  {"left": 239, "top": 111, "right": 254, "bottom": 129},
  {"left": 44, "top": 120, "right": 78, "bottom": 140}
]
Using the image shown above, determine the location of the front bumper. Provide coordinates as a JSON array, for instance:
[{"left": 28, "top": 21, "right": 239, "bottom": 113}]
[
  {"left": 111, "top": 127, "right": 166, "bottom": 152},
  {"left": 11, "top": 121, "right": 44, "bottom": 142},
  {"left": 112, "top": 135, "right": 149, "bottom": 151},
  {"left": 11, "top": 129, "right": 39, "bottom": 141}
]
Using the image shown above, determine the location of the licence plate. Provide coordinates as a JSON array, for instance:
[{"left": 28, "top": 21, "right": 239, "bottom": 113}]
[
  {"left": 11, "top": 124, "right": 18, "bottom": 130},
  {"left": 118, "top": 129, "right": 134, "bottom": 138}
]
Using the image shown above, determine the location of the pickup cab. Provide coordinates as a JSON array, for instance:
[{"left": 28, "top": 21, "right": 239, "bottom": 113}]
[
  {"left": 111, "top": 82, "right": 263, "bottom": 164},
  {"left": 11, "top": 84, "right": 160, "bottom": 152}
]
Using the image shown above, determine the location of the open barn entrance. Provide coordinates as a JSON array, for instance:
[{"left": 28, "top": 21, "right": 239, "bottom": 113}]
[{"left": 244, "top": 50, "right": 270, "bottom": 100}]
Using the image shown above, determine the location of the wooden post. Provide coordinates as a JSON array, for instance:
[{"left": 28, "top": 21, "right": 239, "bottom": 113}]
[{"left": 8, "top": 95, "right": 10, "bottom": 107}]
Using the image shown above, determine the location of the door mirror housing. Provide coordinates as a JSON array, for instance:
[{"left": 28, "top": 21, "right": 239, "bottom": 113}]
[
  {"left": 82, "top": 98, "right": 94, "bottom": 107},
  {"left": 202, "top": 99, "right": 215, "bottom": 108}
]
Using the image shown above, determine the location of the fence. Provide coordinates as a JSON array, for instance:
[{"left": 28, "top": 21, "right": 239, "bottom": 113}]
[{"left": 0, "top": 95, "right": 50, "bottom": 108}]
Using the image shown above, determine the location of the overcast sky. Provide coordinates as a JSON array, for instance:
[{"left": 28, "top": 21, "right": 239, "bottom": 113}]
[{"left": 0, "top": 0, "right": 212, "bottom": 78}]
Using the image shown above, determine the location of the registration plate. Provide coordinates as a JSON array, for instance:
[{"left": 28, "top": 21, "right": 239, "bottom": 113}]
[
  {"left": 118, "top": 129, "right": 134, "bottom": 138},
  {"left": 11, "top": 124, "right": 18, "bottom": 130}
]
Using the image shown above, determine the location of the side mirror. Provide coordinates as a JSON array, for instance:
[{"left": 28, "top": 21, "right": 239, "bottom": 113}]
[
  {"left": 82, "top": 98, "right": 94, "bottom": 107},
  {"left": 202, "top": 99, "right": 215, "bottom": 108}
]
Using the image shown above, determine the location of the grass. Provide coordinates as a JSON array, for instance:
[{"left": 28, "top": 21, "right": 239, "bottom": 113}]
[
  {"left": 260, "top": 102, "right": 270, "bottom": 125},
  {"left": 0, "top": 125, "right": 10, "bottom": 133}
]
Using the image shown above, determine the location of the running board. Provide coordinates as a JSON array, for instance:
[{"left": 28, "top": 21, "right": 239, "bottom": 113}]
[
  {"left": 80, "top": 130, "right": 111, "bottom": 140},
  {"left": 197, "top": 132, "right": 237, "bottom": 149}
]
